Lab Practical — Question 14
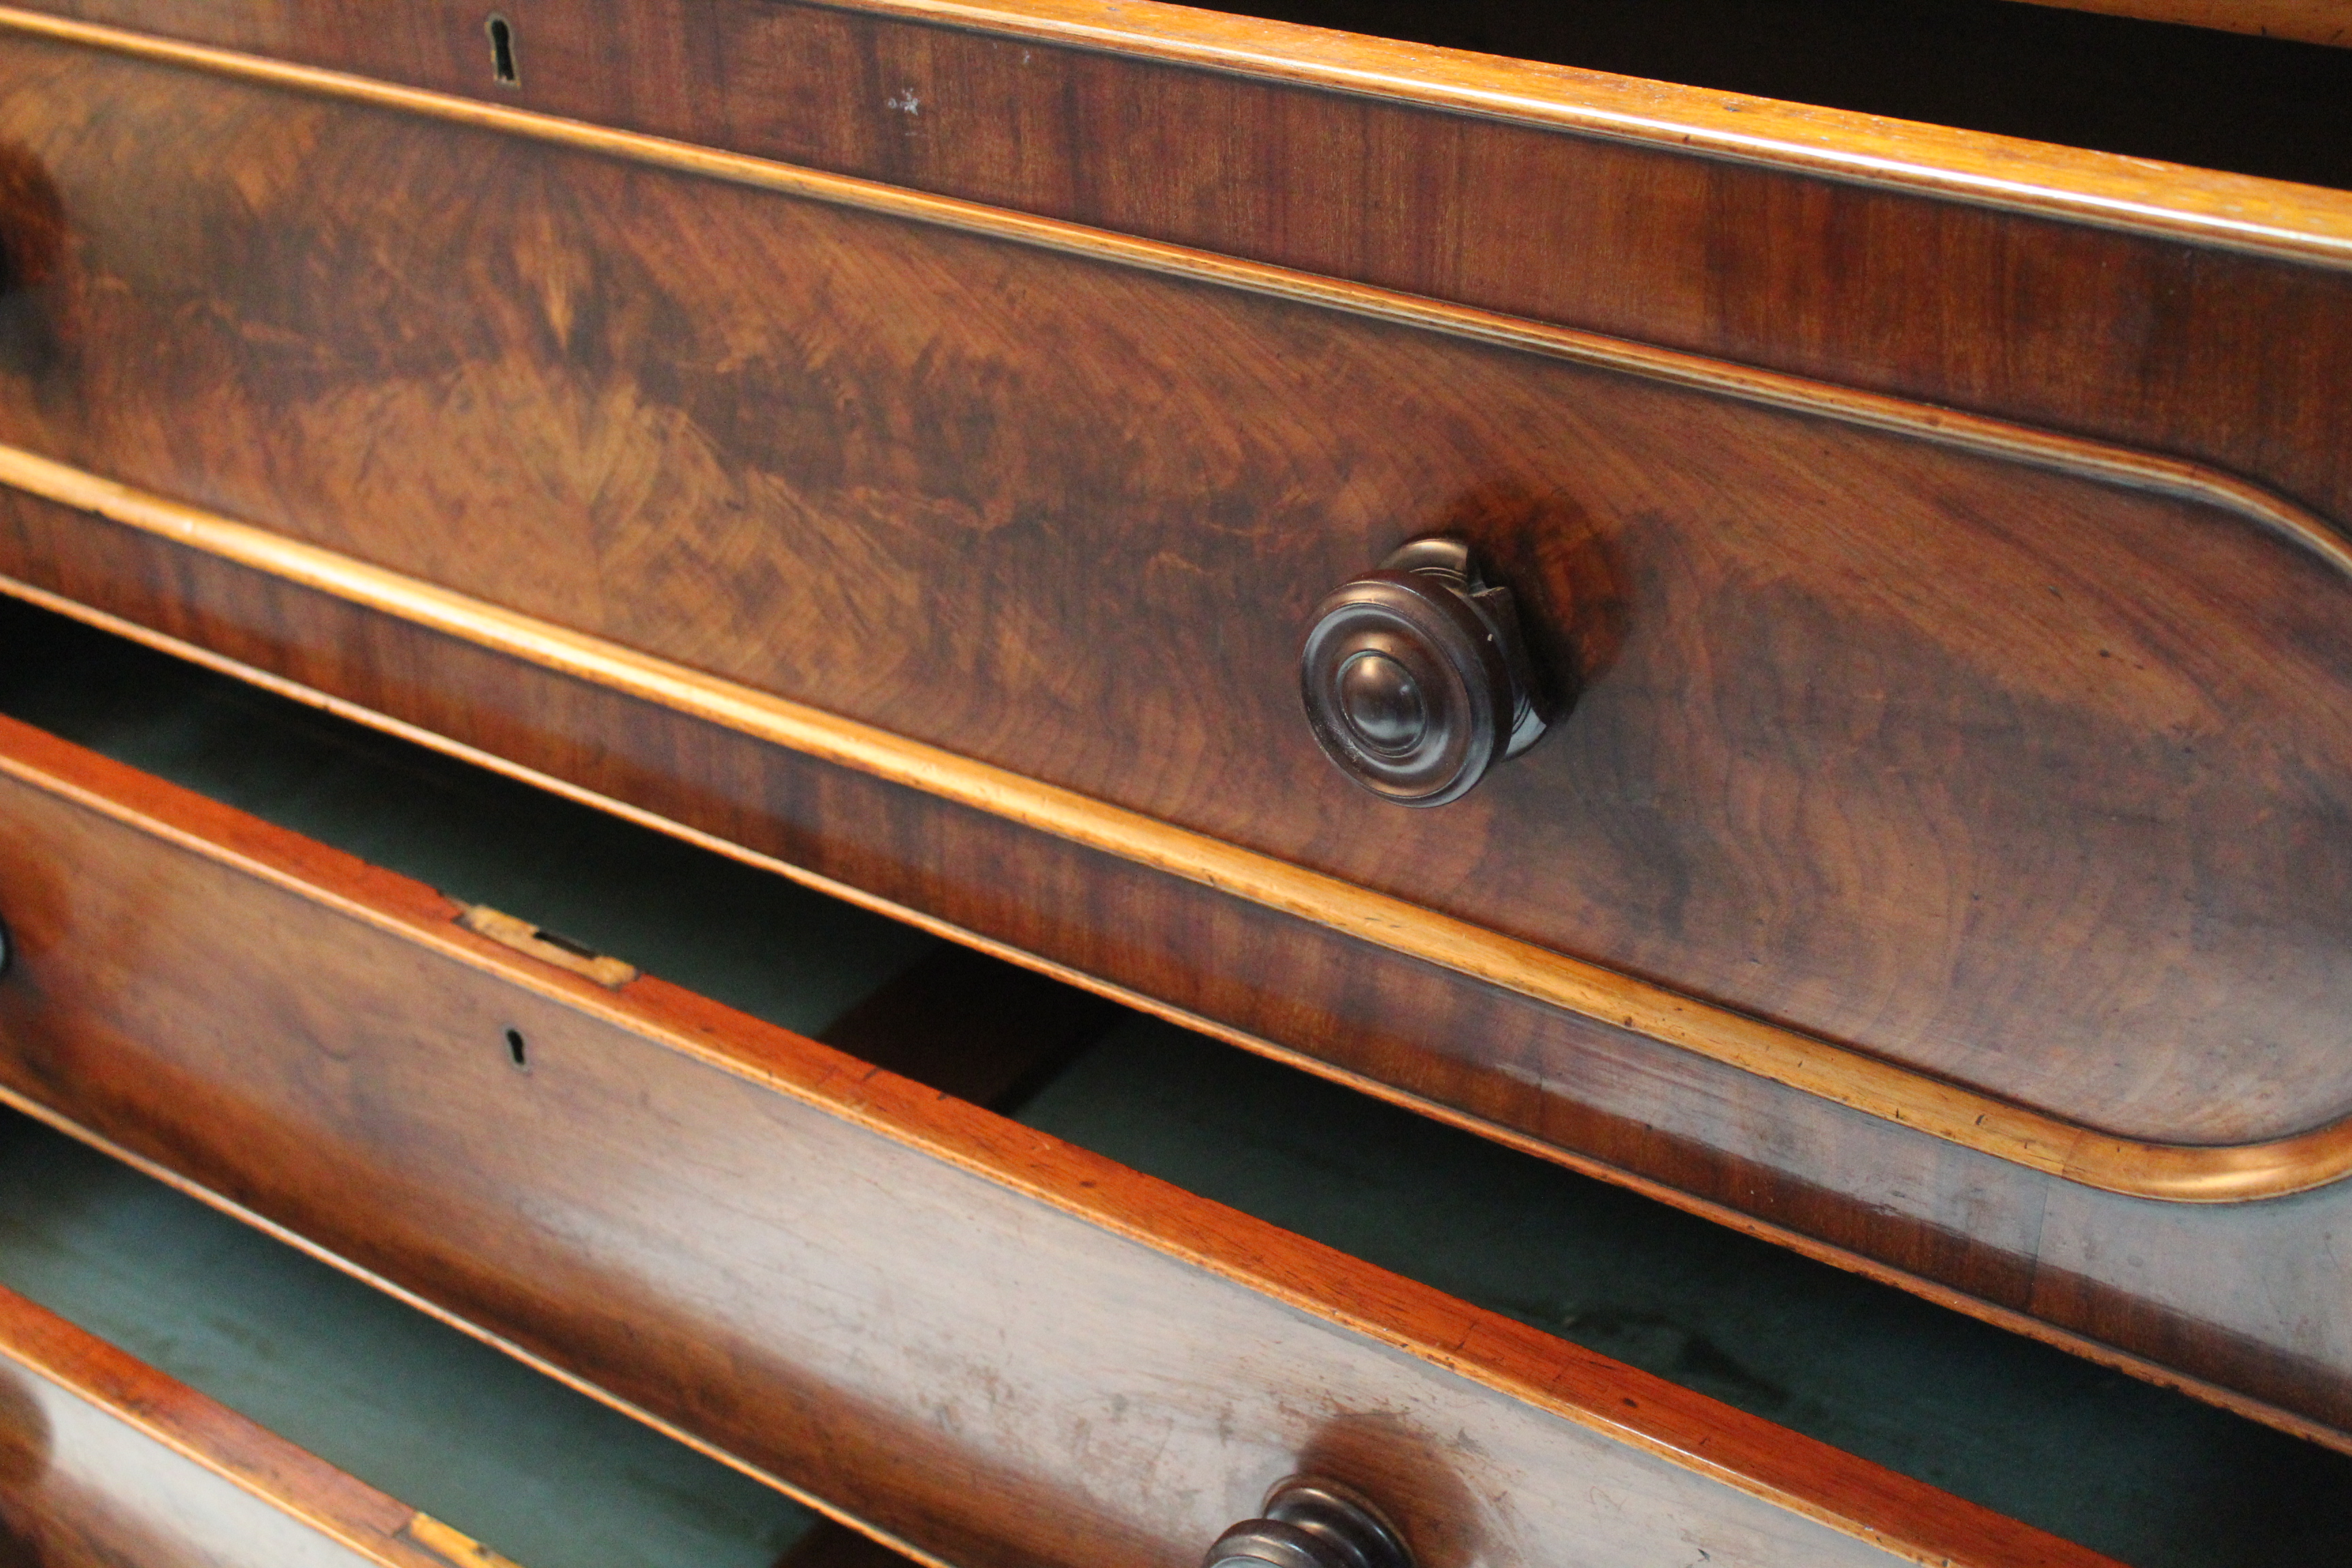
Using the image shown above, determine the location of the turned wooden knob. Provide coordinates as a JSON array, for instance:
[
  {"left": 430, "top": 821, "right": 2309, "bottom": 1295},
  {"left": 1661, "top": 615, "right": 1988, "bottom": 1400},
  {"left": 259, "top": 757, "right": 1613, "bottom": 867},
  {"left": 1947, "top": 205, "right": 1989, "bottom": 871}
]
[
  {"left": 1300, "top": 537, "right": 1548, "bottom": 806},
  {"left": 1202, "top": 1477, "right": 1412, "bottom": 1568}
]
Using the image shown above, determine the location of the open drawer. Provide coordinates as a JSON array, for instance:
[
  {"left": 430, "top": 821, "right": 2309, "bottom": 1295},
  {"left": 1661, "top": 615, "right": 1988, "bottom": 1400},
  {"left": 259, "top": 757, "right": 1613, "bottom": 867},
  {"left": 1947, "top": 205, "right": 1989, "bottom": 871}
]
[
  {"left": 0, "top": 612, "right": 2168, "bottom": 1568},
  {"left": 7, "top": 601, "right": 2352, "bottom": 1565}
]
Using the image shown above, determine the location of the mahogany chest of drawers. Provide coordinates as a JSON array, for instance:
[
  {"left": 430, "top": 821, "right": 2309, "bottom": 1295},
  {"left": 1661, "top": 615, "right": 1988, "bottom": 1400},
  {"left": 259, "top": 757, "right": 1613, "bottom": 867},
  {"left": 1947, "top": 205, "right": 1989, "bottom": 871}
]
[{"left": 0, "top": 0, "right": 2349, "bottom": 1563}]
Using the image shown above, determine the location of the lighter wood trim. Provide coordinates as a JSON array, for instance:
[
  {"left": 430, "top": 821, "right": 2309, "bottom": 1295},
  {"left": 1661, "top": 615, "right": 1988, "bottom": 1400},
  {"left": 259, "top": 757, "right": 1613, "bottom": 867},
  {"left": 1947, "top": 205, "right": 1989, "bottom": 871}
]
[
  {"left": 399, "top": 1514, "right": 527, "bottom": 1568},
  {"left": 457, "top": 904, "right": 639, "bottom": 988},
  {"left": 1999, "top": 0, "right": 2352, "bottom": 46},
  {"left": 786, "top": 0, "right": 2352, "bottom": 266},
  {"left": 4, "top": 1, "right": 2352, "bottom": 272},
  {"left": 5, "top": 444, "right": 2350, "bottom": 1202}
]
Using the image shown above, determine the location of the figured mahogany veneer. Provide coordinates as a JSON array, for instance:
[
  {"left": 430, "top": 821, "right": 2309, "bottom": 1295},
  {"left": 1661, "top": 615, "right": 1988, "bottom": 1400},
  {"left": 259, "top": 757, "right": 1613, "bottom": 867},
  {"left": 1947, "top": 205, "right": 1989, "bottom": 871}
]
[
  {"left": 12, "top": 430, "right": 2352, "bottom": 1210},
  {"left": 0, "top": 26, "right": 2347, "bottom": 1177},
  {"left": 7, "top": 0, "right": 2352, "bottom": 506},
  {"left": 0, "top": 715, "right": 2117, "bottom": 1568},
  {"left": 0, "top": 1282, "right": 516, "bottom": 1568}
]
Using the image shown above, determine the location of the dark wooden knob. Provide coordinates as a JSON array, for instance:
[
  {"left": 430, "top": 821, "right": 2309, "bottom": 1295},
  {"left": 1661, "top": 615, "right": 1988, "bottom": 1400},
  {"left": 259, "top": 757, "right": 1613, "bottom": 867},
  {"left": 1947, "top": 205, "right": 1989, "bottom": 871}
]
[
  {"left": 1300, "top": 536, "right": 1549, "bottom": 806},
  {"left": 1202, "top": 1477, "right": 1412, "bottom": 1568}
]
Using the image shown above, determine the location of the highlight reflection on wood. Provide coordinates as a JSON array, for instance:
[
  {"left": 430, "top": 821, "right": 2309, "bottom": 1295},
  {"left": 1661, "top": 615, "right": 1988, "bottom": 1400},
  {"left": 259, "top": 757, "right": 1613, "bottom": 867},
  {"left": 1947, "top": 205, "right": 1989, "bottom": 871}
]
[
  {"left": 2, "top": 0, "right": 2351, "bottom": 1461},
  {"left": 0, "top": 715, "right": 2119, "bottom": 1568}
]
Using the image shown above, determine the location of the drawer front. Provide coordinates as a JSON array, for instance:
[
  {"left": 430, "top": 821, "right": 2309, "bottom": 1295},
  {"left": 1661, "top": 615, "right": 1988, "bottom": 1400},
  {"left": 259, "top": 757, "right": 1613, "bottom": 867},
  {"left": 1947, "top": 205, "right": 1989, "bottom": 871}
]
[
  {"left": 0, "top": 25, "right": 2349, "bottom": 1177},
  {"left": 5, "top": 5, "right": 2352, "bottom": 1454},
  {"left": 9, "top": 0, "right": 2352, "bottom": 535},
  {"left": 0, "top": 1281, "right": 504, "bottom": 1568},
  {"left": 0, "top": 715, "right": 2106, "bottom": 1568}
]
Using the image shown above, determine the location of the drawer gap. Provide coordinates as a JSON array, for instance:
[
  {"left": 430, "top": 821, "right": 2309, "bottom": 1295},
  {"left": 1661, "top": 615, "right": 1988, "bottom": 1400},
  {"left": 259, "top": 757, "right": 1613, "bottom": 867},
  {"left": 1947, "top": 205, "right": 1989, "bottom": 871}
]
[{"left": 1220, "top": 0, "right": 2352, "bottom": 189}]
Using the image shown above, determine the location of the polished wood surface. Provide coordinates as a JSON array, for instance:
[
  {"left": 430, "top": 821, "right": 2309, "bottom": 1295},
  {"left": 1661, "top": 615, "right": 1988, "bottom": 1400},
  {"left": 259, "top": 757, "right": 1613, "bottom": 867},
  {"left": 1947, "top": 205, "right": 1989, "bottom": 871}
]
[
  {"left": 10, "top": 538, "right": 2351, "bottom": 1455},
  {"left": 7, "top": 442, "right": 2350, "bottom": 1203},
  {"left": 0, "top": 713, "right": 2119, "bottom": 1568},
  {"left": 0, "top": 36, "right": 2346, "bottom": 1168},
  {"left": 6, "top": 0, "right": 2352, "bottom": 534},
  {"left": 0, "top": 1282, "right": 512, "bottom": 1568},
  {"left": 0, "top": 0, "right": 2347, "bottom": 1460},
  {"left": 1222, "top": 0, "right": 2352, "bottom": 183},
  {"left": 12, "top": 0, "right": 2352, "bottom": 249}
]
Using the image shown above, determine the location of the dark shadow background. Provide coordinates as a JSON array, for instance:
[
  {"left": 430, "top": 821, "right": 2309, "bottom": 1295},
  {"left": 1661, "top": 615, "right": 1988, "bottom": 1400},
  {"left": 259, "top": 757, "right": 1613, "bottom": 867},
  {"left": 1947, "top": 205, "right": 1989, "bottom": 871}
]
[{"left": 1232, "top": 0, "right": 2352, "bottom": 191}]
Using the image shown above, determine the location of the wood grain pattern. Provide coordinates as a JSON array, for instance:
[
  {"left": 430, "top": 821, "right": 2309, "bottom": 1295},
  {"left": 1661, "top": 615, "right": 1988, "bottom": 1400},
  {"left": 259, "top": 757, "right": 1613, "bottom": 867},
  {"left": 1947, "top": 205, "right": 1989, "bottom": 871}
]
[
  {"left": 5, "top": 543, "right": 2352, "bottom": 1458},
  {"left": 0, "top": 714, "right": 2119, "bottom": 1568},
  {"left": 1215, "top": 0, "right": 2352, "bottom": 183},
  {"left": 7, "top": 440, "right": 2351, "bottom": 1202},
  {"left": 0, "top": 41, "right": 2345, "bottom": 1160},
  {"left": 0, "top": 1282, "right": 511, "bottom": 1568},
  {"left": 0, "top": 0, "right": 2347, "bottom": 1450},
  {"left": 12, "top": 0, "right": 2352, "bottom": 255},
  {"left": 22, "top": 0, "right": 2348, "bottom": 549},
  {"left": 5, "top": 0, "right": 2352, "bottom": 536}
]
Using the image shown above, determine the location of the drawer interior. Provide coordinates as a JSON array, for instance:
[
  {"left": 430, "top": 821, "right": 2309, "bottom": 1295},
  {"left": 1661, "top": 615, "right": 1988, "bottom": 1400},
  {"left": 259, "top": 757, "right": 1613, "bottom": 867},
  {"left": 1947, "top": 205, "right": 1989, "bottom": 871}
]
[
  {"left": 4, "top": 593, "right": 2352, "bottom": 1567},
  {"left": 1222, "top": 0, "right": 2352, "bottom": 190}
]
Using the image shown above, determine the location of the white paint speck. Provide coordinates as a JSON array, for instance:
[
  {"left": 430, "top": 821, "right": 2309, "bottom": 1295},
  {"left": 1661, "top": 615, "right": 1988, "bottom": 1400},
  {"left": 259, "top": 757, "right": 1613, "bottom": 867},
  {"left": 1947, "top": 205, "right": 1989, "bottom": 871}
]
[{"left": 887, "top": 88, "right": 920, "bottom": 114}]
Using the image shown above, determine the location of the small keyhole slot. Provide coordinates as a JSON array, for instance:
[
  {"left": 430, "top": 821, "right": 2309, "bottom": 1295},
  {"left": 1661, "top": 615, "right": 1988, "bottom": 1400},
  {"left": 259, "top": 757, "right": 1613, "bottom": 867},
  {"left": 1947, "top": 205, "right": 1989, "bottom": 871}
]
[
  {"left": 504, "top": 1027, "right": 529, "bottom": 1071},
  {"left": 486, "top": 14, "right": 519, "bottom": 86}
]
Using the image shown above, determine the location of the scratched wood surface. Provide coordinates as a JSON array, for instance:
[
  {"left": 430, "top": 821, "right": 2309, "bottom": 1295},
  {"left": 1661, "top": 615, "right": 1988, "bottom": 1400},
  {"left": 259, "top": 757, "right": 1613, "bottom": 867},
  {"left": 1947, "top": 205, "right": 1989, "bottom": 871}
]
[
  {"left": 0, "top": 713, "right": 2121, "bottom": 1568},
  {"left": 0, "top": 1282, "right": 505, "bottom": 1568},
  {"left": 0, "top": 39, "right": 2346, "bottom": 1146}
]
